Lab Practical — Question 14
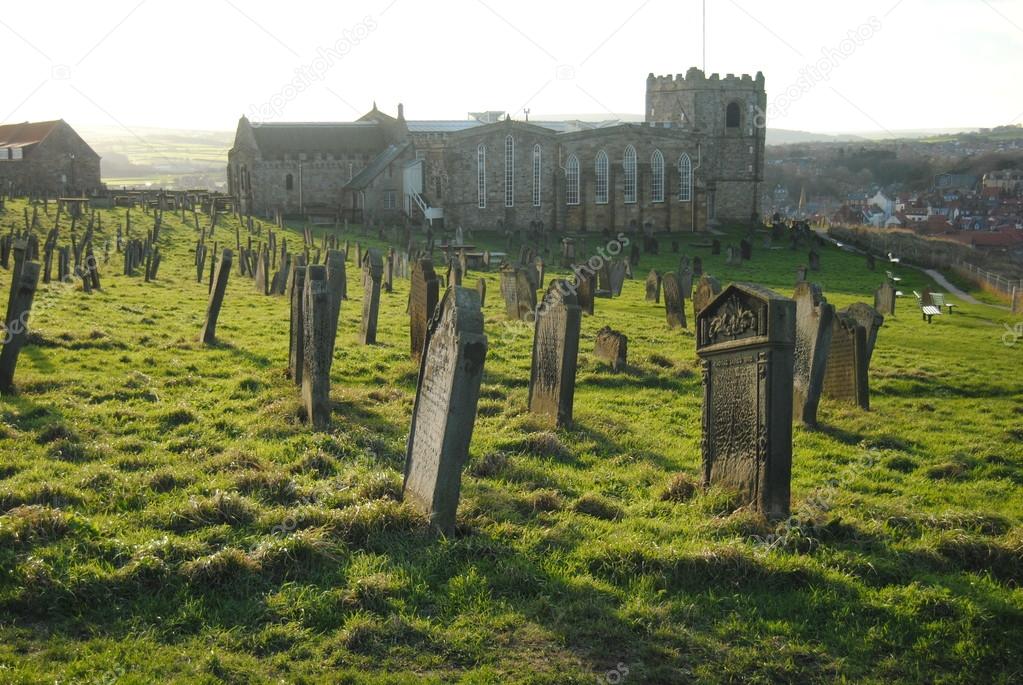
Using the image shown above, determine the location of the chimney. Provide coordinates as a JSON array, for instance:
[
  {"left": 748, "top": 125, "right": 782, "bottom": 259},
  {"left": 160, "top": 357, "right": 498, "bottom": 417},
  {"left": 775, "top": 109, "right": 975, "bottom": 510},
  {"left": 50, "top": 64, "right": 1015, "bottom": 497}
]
[{"left": 397, "top": 103, "right": 405, "bottom": 121}]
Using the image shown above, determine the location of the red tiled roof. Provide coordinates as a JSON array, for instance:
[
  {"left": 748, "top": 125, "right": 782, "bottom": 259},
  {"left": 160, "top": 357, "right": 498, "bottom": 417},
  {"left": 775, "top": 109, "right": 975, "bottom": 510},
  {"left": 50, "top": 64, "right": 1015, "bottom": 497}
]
[{"left": 0, "top": 120, "right": 62, "bottom": 147}]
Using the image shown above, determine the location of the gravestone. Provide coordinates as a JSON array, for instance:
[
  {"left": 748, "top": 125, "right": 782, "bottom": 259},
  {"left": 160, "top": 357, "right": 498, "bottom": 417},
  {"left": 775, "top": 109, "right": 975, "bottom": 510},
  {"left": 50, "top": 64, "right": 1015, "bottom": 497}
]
[
  {"left": 795, "top": 265, "right": 808, "bottom": 283},
  {"left": 679, "top": 264, "right": 693, "bottom": 300},
  {"left": 609, "top": 260, "right": 627, "bottom": 297},
  {"left": 692, "top": 274, "right": 722, "bottom": 320},
  {"left": 740, "top": 239, "right": 752, "bottom": 261},
  {"left": 711, "top": 239, "right": 721, "bottom": 255},
  {"left": 822, "top": 313, "right": 870, "bottom": 409},
  {"left": 476, "top": 278, "right": 486, "bottom": 307},
  {"left": 528, "top": 280, "right": 582, "bottom": 427},
  {"left": 594, "top": 326, "right": 627, "bottom": 372},
  {"left": 692, "top": 256, "right": 703, "bottom": 277},
  {"left": 325, "top": 250, "right": 346, "bottom": 345},
  {"left": 254, "top": 246, "right": 270, "bottom": 295},
  {"left": 696, "top": 283, "right": 795, "bottom": 518},
  {"left": 383, "top": 248, "right": 394, "bottom": 293},
  {"left": 360, "top": 250, "right": 383, "bottom": 344},
  {"left": 629, "top": 243, "right": 640, "bottom": 266},
  {"left": 874, "top": 281, "right": 896, "bottom": 316},
  {"left": 402, "top": 287, "right": 488, "bottom": 534},
  {"left": 662, "top": 272, "right": 687, "bottom": 329},
  {"left": 573, "top": 268, "right": 595, "bottom": 316},
  {"left": 200, "top": 249, "right": 232, "bottom": 345},
  {"left": 560, "top": 238, "right": 576, "bottom": 267},
  {"left": 0, "top": 261, "right": 41, "bottom": 392},
  {"left": 808, "top": 249, "right": 820, "bottom": 272},
  {"left": 410, "top": 258, "right": 440, "bottom": 361},
  {"left": 792, "top": 282, "right": 834, "bottom": 427},
  {"left": 302, "top": 265, "right": 332, "bottom": 429},
  {"left": 866, "top": 253, "right": 876, "bottom": 271},
  {"left": 1011, "top": 286, "right": 1022, "bottom": 315},
  {"left": 725, "top": 246, "right": 741, "bottom": 266},
  {"left": 534, "top": 256, "right": 545, "bottom": 291},
  {"left": 842, "top": 302, "right": 884, "bottom": 365},
  {"left": 288, "top": 265, "right": 307, "bottom": 385},
  {"left": 499, "top": 263, "right": 536, "bottom": 321},
  {"left": 447, "top": 261, "right": 463, "bottom": 287},
  {"left": 645, "top": 269, "right": 661, "bottom": 303}
]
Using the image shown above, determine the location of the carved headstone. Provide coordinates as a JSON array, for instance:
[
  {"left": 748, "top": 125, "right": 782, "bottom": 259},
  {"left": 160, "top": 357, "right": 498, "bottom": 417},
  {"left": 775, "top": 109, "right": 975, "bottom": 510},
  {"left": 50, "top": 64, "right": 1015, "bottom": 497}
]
[
  {"left": 792, "top": 282, "right": 834, "bottom": 426},
  {"left": 410, "top": 258, "right": 440, "bottom": 361},
  {"left": 528, "top": 280, "right": 581, "bottom": 427},
  {"left": 696, "top": 283, "right": 795, "bottom": 518},
  {"left": 645, "top": 269, "right": 661, "bottom": 303},
  {"left": 594, "top": 326, "right": 627, "bottom": 372},
  {"left": 874, "top": 281, "right": 896, "bottom": 317},
  {"left": 200, "top": 249, "right": 232, "bottom": 345},
  {"left": 403, "top": 287, "right": 488, "bottom": 534},
  {"left": 822, "top": 313, "right": 870, "bottom": 409},
  {"left": 662, "top": 272, "right": 687, "bottom": 329},
  {"left": 360, "top": 249, "right": 383, "bottom": 344},
  {"left": 842, "top": 302, "right": 884, "bottom": 365},
  {"left": 499, "top": 263, "right": 536, "bottom": 321}
]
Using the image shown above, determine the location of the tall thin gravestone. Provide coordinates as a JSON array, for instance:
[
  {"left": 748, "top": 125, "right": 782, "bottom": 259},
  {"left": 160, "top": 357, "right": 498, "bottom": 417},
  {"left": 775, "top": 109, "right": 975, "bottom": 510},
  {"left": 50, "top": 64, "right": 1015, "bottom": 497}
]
[
  {"left": 200, "top": 249, "right": 232, "bottom": 345},
  {"left": 573, "top": 267, "right": 595, "bottom": 316},
  {"left": 288, "top": 265, "right": 307, "bottom": 384},
  {"left": 0, "top": 261, "right": 41, "bottom": 392},
  {"left": 410, "top": 258, "right": 440, "bottom": 361},
  {"left": 792, "top": 282, "right": 834, "bottom": 427},
  {"left": 696, "top": 283, "right": 795, "bottom": 518},
  {"left": 527, "top": 280, "right": 581, "bottom": 427},
  {"left": 662, "top": 272, "right": 687, "bottom": 329},
  {"left": 645, "top": 269, "right": 661, "bottom": 303},
  {"left": 403, "top": 287, "right": 488, "bottom": 534},
  {"left": 302, "top": 265, "right": 332, "bottom": 429},
  {"left": 874, "top": 281, "right": 896, "bottom": 317},
  {"left": 360, "top": 249, "right": 383, "bottom": 344},
  {"left": 325, "top": 249, "right": 346, "bottom": 348}
]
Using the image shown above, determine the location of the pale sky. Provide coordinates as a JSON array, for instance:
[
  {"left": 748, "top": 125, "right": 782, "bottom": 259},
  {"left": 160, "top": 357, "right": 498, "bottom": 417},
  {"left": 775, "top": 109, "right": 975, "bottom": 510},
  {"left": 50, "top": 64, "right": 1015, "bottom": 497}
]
[{"left": 1, "top": 0, "right": 1021, "bottom": 135}]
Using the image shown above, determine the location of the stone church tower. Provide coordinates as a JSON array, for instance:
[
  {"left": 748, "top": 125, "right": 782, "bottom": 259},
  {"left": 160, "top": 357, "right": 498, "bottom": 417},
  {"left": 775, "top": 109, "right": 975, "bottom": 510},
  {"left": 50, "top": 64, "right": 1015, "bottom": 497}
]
[{"left": 646, "top": 67, "right": 767, "bottom": 221}]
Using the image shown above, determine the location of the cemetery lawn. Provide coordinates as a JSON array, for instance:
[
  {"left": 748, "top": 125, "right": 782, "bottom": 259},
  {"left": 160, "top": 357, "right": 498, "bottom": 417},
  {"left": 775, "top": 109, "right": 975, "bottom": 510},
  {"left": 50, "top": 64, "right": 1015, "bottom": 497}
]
[{"left": 1, "top": 199, "right": 1022, "bottom": 684}]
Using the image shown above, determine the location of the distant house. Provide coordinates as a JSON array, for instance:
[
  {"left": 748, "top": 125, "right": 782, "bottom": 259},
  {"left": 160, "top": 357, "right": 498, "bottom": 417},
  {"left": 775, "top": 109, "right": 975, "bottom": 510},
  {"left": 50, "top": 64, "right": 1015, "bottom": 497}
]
[
  {"left": 868, "top": 190, "right": 895, "bottom": 218},
  {"left": 982, "top": 169, "right": 1023, "bottom": 194},
  {"left": 0, "top": 120, "right": 101, "bottom": 195},
  {"left": 932, "top": 172, "right": 978, "bottom": 192}
]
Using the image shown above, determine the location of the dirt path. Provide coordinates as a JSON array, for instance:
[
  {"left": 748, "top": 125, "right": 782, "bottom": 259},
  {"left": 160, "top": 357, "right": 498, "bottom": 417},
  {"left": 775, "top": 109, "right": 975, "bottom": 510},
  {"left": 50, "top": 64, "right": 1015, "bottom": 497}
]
[{"left": 923, "top": 268, "right": 984, "bottom": 305}]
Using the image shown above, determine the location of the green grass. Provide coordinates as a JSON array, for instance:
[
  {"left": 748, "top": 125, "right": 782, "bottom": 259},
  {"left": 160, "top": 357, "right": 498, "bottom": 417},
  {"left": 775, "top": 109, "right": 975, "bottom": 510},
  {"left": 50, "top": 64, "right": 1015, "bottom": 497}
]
[{"left": 1, "top": 199, "right": 1021, "bottom": 683}]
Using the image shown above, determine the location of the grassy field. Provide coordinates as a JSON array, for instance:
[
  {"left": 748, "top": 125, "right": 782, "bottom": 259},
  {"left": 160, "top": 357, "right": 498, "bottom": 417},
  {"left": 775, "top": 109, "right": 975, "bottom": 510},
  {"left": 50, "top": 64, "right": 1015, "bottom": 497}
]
[{"left": 0, "top": 199, "right": 1021, "bottom": 684}]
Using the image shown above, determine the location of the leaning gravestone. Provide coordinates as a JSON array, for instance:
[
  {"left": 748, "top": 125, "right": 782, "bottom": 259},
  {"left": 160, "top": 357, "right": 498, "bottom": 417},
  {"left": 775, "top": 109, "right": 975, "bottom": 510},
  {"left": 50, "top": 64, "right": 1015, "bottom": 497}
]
[
  {"left": 499, "top": 263, "right": 536, "bottom": 321},
  {"left": 874, "top": 281, "right": 896, "bottom": 317},
  {"left": 609, "top": 260, "right": 627, "bottom": 297},
  {"left": 645, "top": 269, "right": 661, "bottom": 303},
  {"left": 476, "top": 278, "right": 486, "bottom": 307},
  {"left": 528, "top": 280, "right": 581, "bottom": 427},
  {"left": 410, "top": 258, "right": 440, "bottom": 361},
  {"left": 696, "top": 283, "right": 795, "bottom": 518},
  {"left": 594, "top": 326, "right": 627, "bottom": 372},
  {"left": 0, "top": 261, "right": 41, "bottom": 392},
  {"left": 692, "top": 274, "right": 722, "bottom": 321},
  {"left": 360, "top": 250, "right": 383, "bottom": 344},
  {"left": 822, "top": 313, "right": 870, "bottom": 409},
  {"left": 842, "top": 302, "right": 884, "bottom": 365},
  {"left": 254, "top": 246, "right": 269, "bottom": 295},
  {"left": 302, "top": 265, "right": 332, "bottom": 429},
  {"left": 200, "top": 249, "right": 232, "bottom": 345},
  {"left": 403, "top": 287, "right": 488, "bottom": 534},
  {"left": 792, "top": 282, "right": 834, "bottom": 427},
  {"left": 325, "top": 250, "right": 345, "bottom": 341},
  {"left": 662, "top": 272, "right": 687, "bottom": 329}
]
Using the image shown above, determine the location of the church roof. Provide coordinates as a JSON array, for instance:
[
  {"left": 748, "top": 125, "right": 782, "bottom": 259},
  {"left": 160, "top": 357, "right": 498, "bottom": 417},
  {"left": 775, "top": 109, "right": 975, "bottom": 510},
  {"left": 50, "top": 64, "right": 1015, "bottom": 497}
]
[
  {"left": 250, "top": 121, "right": 386, "bottom": 157},
  {"left": 344, "top": 141, "right": 410, "bottom": 190},
  {"left": 0, "top": 120, "right": 62, "bottom": 147}
]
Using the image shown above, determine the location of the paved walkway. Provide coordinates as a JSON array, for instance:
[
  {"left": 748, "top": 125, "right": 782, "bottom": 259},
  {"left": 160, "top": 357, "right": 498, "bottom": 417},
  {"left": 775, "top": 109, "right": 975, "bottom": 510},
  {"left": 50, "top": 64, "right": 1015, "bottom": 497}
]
[{"left": 923, "top": 269, "right": 983, "bottom": 305}]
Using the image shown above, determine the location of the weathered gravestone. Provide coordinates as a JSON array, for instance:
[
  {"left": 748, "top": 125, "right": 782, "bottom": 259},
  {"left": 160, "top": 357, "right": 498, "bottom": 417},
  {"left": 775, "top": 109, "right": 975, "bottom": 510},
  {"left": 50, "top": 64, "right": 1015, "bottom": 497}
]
[
  {"left": 740, "top": 239, "right": 752, "bottom": 261},
  {"left": 792, "top": 282, "right": 835, "bottom": 427},
  {"left": 383, "top": 248, "right": 394, "bottom": 293},
  {"left": 679, "top": 264, "right": 694, "bottom": 300},
  {"left": 446, "top": 261, "right": 462, "bottom": 287},
  {"left": 476, "top": 278, "right": 486, "bottom": 307},
  {"left": 302, "top": 265, "right": 332, "bottom": 429},
  {"left": 594, "top": 326, "right": 627, "bottom": 372},
  {"left": 360, "top": 249, "right": 383, "bottom": 344},
  {"left": 609, "top": 260, "right": 627, "bottom": 297},
  {"left": 874, "top": 281, "right": 896, "bottom": 316},
  {"left": 795, "top": 265, "right": 808, "bottom": 283},
  {"left": 288, "top": 265, "right": 307, "bottom": 385},
  {"left": 499, "top": 263, "right": 536, "bottom": 321},
  {"left": 696, "top": 283, "right": 795, "bottom": 518},
  {"left": 692, "top": 256, "right": 703, "bottom": 277},
  {"left": 402, "top": 287, "right": 488, "bottom": 534},
  {"left": 662, "top": 272, "right": 687, "bottom": 329},
  {"left": 842, "top": 302, "right": 884, "bottom": 365},
  {"left": 254, "top": 246, "right": 269, "bottom": 294},
  {"left": 711, "top": 239, "right": 721, "bottom": 255},
  {"left": 325, "top": 250, "right": 346, "bottom": 343},
  {"left": 808, "top": 249, "right": 821, "bottom": 272},
  {"left": 692, "top": 274, "right": 722, "bottom": 321},
  {"left": 1012, "top": 287, "right": 1022, "bottom": 315},
  {"left": 725, "top": 245, "right": 741, "bottom": 266},
  {"left": 822, "top": 313, "right": 870, "bottom": 409},
  {"left": 0, "top": 261, "right": 41, "bottom": 392},
  {"left": 645, "top": 269, "right": 661, "bottom": 303},
  {"left": 410, "top": 258, "right": 440, "bottom": 361},
  {"left": 573, "top": 267, "right": 595, "bottom": 316},
  {"left": 528, "top": 280, "right": 581, "bottom": 427},
  {"left": 200, "top": 249, "right": 232, "bottom": 345}
]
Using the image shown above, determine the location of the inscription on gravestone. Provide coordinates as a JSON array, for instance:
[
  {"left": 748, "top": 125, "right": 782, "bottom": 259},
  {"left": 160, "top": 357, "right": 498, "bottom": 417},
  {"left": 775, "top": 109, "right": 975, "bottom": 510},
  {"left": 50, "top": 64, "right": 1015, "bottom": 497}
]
[
  {"left": 594, "top": 326, "right": 627, "bottom": 372},
  {"left": 822, "top": 313, "right": 869, "bottom": 409},
  {"left": 696, "top": 283, "right": 795, "bottom": 518},
  {"left": 403, "top": 287, "right": 488, "bottom": 534},
  {"left": 528, "top": 280, "right": 581, "bottom": 427}
]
